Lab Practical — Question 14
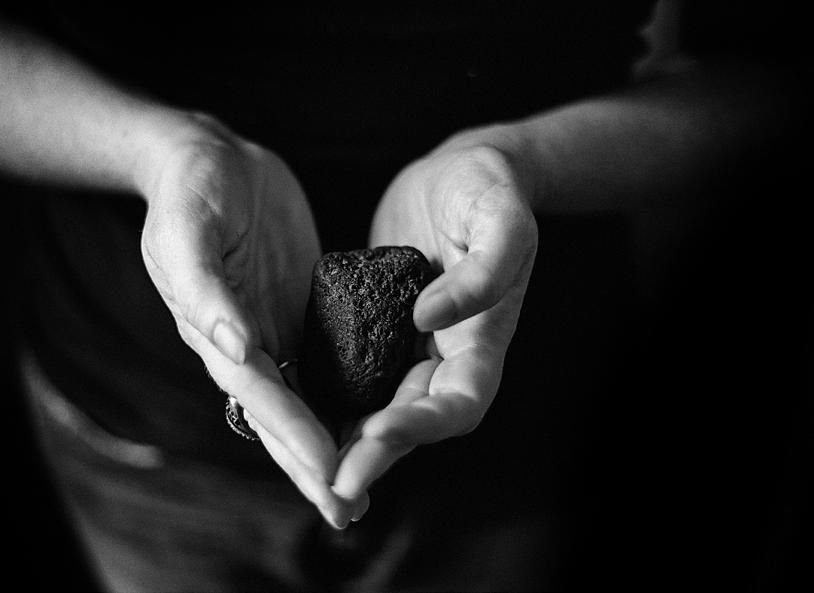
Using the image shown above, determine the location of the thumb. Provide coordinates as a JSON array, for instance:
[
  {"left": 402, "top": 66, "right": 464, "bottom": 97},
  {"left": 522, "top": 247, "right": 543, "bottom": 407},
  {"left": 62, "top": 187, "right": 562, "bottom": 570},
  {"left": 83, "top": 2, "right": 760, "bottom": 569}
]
[
  {"left": 413, "top": 212, "right": 537, "bottom": 332},
  {"left": 413, "top": 250, "right": 503, "bottom": 332}
]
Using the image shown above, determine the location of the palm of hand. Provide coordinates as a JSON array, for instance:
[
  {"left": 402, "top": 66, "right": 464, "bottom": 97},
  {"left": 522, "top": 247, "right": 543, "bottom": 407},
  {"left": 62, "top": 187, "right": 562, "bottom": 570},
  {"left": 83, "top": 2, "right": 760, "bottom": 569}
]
[
  {"left": 223, "top": 143, "right": 320, "bottom": 361},
  {"left": 143, "top": 139, "right": 318, "bottom": 359},
  {"left": 142, "top": 133, "right": 366, "bottom": 527},
  {"left": 332, "top": 145, "right": 538, "bottom": 502}
]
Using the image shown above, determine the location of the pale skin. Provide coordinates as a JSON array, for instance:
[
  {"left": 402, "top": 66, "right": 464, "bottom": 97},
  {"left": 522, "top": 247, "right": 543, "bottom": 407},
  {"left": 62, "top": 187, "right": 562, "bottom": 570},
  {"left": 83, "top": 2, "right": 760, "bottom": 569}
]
[{"left": 0, "top": 14, "right": 794, "bottom": 528}]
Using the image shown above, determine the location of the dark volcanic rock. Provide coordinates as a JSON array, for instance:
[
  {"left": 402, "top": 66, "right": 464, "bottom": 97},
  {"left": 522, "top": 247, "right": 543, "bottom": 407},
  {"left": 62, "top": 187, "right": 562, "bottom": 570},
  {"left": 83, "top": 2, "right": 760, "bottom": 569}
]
[{"left": 300, "top": 246, "right": 434, "bottom": 418}]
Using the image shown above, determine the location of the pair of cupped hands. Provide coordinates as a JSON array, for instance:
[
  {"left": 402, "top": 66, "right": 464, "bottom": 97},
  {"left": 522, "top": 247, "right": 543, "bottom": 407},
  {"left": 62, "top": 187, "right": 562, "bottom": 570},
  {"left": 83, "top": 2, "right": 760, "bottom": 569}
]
[{"left": 139, "top": 114, "right": 538, "bottom": 529}]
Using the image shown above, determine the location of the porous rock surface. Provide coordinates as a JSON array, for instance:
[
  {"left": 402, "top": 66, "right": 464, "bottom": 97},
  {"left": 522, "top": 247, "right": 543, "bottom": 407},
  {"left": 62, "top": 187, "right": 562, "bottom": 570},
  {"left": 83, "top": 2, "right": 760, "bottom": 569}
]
[{"left": 300, "top": 246, "right": 434, "bottom": 418}]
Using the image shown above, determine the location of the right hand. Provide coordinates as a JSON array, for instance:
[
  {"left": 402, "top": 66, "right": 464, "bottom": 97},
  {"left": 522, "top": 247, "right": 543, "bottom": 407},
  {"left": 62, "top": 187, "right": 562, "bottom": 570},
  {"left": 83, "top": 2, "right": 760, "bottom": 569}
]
[
  {"left": 137, "top": 113, "right": 364, "bottom": 528},
  {"left": 331, "top": 129, "right": 538, "bottom": 515}
]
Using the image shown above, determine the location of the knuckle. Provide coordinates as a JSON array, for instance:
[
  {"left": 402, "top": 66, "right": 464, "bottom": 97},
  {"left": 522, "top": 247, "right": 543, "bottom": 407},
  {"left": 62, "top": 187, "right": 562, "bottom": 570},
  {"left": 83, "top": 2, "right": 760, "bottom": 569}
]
[
  {"left": 456, "top": 254, "right": 503, "bottom": 311},
  {"left": 175, "top": 317, "right": 202, "bottom": 352},
  {"left": 179, "top": 294, "right": 207, "bottom": 333},
  {"left": 441, "top": 144, "right": 514, "bottom": 192},
  {"left": 463, "top": 144, "right": 514, "bottom": 174},
  {"left": 139, "top": 210, "right": 180, "bottom": 272},
  {"left": 239, "top": 139, "right": 265, "bottom": 161},
  {"left": 187, "top": 111, "right": 232, "bottom": 137}
]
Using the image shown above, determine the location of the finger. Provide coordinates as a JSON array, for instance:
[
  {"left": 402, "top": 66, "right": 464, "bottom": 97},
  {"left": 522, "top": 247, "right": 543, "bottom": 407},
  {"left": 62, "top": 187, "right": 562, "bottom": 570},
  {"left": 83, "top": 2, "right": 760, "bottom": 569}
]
[
  {"left": 331, "top": 361, "right": 435, "bottom": 500},
  {"left": 335, "top": 359, "right": 436, "bottom": 461},
  {"left": 143, "top": 202, "right": 259, "bottom": 365},
  {"left": 337, "top": 420, "right": 365, "bottom": 459},
  {"left": 182, "top": 319, "right": 338, "bottom": 480},
  {"left": 336, "top": 359, "right": 436, "bottom": 456},
  {"left": 331, "top": 378, "right": 487, "bottom": 502},
  {"left": 332, "top": 436, "right": 415, "bottom": 502},
  {"left": 413, "top": 196, "right": 536, "bottom": 332},
  {"left": 389, "top": 359, "right": 438, "bottom": 406},
  {"left": 188, "top": 271, "right": 257, "bottom": 365},
  {"left": 365, "top": 393, "right": 482, "bottom": 446},
  {"left": 228, "top": 352, "right": 338, "bottom": 478},
  {"left": 338, "top": 360, "right": 439, "bottom": 462},
  {"left": 367, "top": 343, "right": 502, "bottom": 445},
  {"left": 245, "top": 410, "right": 361, "bottom": 529}
]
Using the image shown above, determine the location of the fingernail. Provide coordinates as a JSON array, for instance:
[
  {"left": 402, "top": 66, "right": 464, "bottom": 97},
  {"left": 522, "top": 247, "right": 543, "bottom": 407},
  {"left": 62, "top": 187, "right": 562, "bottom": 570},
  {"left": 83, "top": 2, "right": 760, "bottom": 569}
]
[
  {"left": 415, "top": 287, "right": 456, "bottom": 331},
  {"left": 212, "top": 320, "right": 247, "bottom": 364}
]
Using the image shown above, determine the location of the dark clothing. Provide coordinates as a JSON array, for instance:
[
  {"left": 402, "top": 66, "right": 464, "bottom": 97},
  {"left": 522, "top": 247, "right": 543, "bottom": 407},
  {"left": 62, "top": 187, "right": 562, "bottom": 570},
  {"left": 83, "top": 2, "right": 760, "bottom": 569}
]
[{"left": 24, "top": 351, "right": 559, "bottom": 592}]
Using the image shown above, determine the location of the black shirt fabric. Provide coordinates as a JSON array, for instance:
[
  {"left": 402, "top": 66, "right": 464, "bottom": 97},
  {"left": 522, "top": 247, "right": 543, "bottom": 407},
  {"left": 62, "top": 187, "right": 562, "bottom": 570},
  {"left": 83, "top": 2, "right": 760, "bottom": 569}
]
[{"left": 12, "top": 2, "right": 656, "bottom": 472}]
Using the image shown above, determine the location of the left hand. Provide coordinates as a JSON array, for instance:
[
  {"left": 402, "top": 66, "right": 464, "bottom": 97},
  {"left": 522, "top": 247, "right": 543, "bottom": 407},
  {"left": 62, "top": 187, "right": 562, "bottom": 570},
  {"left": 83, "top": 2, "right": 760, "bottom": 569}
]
[
  {"left": 138, "top": 114, "right": 361, "bottom": 528},
  {"left": 331, "top": 126, "right": 539, "bottom": 516}
]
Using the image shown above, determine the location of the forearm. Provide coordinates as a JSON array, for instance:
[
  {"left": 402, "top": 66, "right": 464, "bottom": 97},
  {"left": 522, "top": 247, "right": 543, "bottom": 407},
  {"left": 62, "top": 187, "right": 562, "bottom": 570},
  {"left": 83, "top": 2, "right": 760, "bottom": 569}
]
[
  {"left": 0, "top": 19, "right": 194, "bottom": 196},
  {"left": 446, "top": 61, "right": 801, "bottom": 214}
]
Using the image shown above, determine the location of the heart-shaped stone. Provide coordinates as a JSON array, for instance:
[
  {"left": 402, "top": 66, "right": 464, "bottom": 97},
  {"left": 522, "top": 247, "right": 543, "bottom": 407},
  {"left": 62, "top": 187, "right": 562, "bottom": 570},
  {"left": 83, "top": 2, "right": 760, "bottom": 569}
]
[{"left": 300, "top": 246, "right": 434, "bottom": 419}]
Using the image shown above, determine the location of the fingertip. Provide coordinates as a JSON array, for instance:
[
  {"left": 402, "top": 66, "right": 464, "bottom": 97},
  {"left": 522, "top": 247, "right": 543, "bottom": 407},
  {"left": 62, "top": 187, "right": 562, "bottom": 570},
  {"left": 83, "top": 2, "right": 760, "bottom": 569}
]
[
  {"left": 331, "top": 480, "right": 360, "bottom": 503},
  {"left": 414, "top": 284, "right": 456, "bottom": 332},
  {"left": 324, "top": 491, "right": 369, "bottom": 530}
]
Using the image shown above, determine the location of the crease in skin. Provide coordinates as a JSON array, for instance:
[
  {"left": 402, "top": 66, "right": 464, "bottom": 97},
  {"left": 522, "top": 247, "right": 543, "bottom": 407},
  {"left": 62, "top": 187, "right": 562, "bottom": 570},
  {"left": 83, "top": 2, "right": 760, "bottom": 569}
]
[
  {"left": 363, "top": 400, "right": 467, "bottom": 446},
  {"left": 181, "top": 182, "right": 227, "bottom": 223},
  {"left": 437, "top": 328, "right": 504, "bottom": 362},
  {"left": 430, "top": 355, "right": 498, "bottom": 400},
  {"left": 461, "top": 180, "right": 516, "bottom": 237}
]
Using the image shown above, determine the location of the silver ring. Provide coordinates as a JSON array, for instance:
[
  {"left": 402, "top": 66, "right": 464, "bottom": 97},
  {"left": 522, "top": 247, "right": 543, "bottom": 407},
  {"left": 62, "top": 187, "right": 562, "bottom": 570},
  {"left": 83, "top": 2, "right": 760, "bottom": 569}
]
[
  {"left": 225, "top": 394, "right": 259, "bottom": 440},
  {"left": 225, "top": 359, "right": 297, "bottom": 442}
]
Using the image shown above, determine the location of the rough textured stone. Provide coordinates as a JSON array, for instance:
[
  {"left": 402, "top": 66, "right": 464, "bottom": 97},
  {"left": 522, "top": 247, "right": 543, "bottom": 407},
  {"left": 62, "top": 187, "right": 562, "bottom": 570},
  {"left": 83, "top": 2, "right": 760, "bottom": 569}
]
[{"left": 300, "top": 246, "right": 434, "bottom": 418}]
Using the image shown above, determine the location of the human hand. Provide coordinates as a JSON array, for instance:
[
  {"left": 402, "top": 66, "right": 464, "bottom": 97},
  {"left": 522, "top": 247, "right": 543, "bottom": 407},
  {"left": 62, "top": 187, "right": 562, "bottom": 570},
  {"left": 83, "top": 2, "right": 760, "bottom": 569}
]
[
  {"left": 332, "top": 126, "right": 538, "bottom": 515},
  {"left": 138, "top": 113, "right": 363, "bottom": 528}
]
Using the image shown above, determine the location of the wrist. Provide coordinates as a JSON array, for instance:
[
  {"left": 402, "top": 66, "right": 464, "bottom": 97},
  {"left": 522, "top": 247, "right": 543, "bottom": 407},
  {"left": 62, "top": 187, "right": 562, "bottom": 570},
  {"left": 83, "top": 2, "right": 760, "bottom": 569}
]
[
  {"left": 436, "top": 122, "right": 541, "bottom": 208},
  {"left": 131, "top": 109, "right": 235, "bottom": 201}
]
